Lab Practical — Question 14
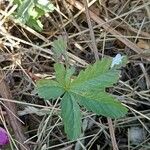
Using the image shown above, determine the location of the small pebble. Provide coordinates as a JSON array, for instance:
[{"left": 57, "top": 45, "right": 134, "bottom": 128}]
[{"left": 128, "top": 127, "right": 146, "bottom": 145}]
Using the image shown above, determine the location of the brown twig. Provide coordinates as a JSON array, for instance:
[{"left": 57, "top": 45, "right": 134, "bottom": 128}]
[
  {"left": 107, "top": 118, "right": 119, "bottom": 150},
  {"left": 0, "top": 68, "right": 30, "bottom": 150},
  {"left": 83, "top": 0, "right": 99, "bottom": 60}
]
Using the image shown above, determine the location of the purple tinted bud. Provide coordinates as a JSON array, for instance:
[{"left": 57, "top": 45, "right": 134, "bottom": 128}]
[{"left": 0, "top": 127, "right": 9, "bottom": 146}]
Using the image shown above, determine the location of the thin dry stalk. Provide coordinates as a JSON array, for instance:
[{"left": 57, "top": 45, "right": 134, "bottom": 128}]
[
  {"left": 83, "top": 0, "right": 99, "bottom": 60},
  {"left": 0, "top": 68, "right": 30, "bottom": 150},
  {"left": 107, "top": 118, "right": 119, "bottom": 150}
]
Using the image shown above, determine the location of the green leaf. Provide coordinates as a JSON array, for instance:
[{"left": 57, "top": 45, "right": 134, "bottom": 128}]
[
  {"left": 12, "top": 0, "right": 22, "bottom": 5},
  {"left": 51, "top": 37, "right": 67, "bottom": 60},
  {"left": 36, "top": 79, "right": 65, "bottom": 100},
  {"left": 72, "top": 91, "right": 127, "bottom": 118},
  {"left": 16, "top": 0, "right": 34, "bottom": 23},
  {"left": 33, "top": 6, "right": 45, "bottom": 18},
  {"left": 70, "top": 58, "right": 120, "bottom": 93},
  {"left": 54, "top": 63, "right": 66, "bottom": 86},
  {"left": 61, "top": 92, "right": 81, "bottom": 140},
  {"left": 26, "top": 17, "right": 43, "bottom": 32},
  {"left": 12, "top": 0, "right": 54, "bottom": 31},
  {"left": 54, "top": 63, "right": 75, "bottom": 88}
]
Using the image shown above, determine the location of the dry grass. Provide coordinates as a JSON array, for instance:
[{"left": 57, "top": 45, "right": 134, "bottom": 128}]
[{"left": 0, "top": 0, "right": 150, "bottom": 149}]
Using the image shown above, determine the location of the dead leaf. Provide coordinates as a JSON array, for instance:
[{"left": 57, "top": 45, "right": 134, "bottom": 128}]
[{"left": 137, "top": 40, "right": 150, "bottom": 50}]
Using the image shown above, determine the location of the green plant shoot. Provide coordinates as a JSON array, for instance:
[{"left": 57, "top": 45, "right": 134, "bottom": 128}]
[
  {"left": 12, "top": 0, "right": 55, "bottom": 31},
  {"left": 36, "top": 47, "right": 128, "bottom": 140}
]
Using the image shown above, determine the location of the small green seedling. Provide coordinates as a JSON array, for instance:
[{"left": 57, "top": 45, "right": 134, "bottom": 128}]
[
  {"left": 12, "top": 0, "right": 55, "bottom": 31},
  {"left": 36, "top": 39, "right": 128, "bottom": 140}
]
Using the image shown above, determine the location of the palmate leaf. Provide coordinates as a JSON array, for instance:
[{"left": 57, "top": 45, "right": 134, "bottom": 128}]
[
  {"left": 36, "top": 56, "right": 128, "bottom": 140},
  {"left": 61, "top": 92, "right": 81, "bottom": 140}
]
